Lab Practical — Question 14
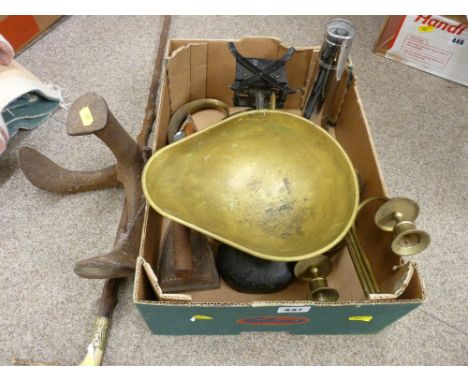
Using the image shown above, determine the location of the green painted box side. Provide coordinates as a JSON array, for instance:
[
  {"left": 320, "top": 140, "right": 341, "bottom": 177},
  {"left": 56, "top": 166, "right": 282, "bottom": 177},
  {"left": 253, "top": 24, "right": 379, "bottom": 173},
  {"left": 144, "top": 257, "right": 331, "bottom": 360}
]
[{"left": 136, "top": 302, "right": 421, "bottom": 335}]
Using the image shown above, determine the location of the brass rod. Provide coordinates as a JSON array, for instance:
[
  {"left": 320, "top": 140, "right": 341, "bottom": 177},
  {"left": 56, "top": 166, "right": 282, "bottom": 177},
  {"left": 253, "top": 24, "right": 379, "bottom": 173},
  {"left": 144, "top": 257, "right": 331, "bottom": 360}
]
[
  {"left": 347, "top": 230, "right": 378, "bottom": 294},
  {"left": 345, "top": 234, "right": 373, "bottom": 296},
  {"left": 351, "top": 228, "right": 379, "bottom": 293}
]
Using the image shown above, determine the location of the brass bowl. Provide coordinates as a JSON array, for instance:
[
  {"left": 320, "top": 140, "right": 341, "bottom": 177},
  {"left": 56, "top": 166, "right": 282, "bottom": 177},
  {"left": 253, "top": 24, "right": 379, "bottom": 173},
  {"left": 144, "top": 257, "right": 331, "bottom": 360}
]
[{"left": 142, "top": 110, "right": 358, "bottom": 262}]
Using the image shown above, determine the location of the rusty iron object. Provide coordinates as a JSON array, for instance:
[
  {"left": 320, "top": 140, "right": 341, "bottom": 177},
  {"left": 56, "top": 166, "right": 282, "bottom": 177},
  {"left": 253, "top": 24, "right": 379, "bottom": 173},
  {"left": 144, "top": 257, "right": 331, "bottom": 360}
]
[
  {"left": 17, "top": 15, "right": 171, "bottom": 365},
  {"left": 19, "top": 92, "right": 146, "bottom": 279},
  {"left": 68, "top": 93, "right": 146, "bottom": 279},
  {"left": 81, "top": 16, "right": 172, "bottom": 365},
  {"left": 19, "top": 14, "right": 173, "bottom": 280},
  {"left": 19, "top": 147, "right": 119, "bottom": 194}
]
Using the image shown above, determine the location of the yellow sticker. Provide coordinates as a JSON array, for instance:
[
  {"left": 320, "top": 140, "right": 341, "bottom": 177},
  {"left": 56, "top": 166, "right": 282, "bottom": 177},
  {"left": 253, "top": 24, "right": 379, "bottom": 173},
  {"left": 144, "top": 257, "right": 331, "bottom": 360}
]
[
  {"left": 79, "top": 106, "right": 94, "bottom": 126},
  {"left": 418, "top": 25, "right": 434, "bottom": 32},
  {"left": 190, "top": 315, "right": 213, "bottom": 322},
  {"left": 348, "top": 315, "right": 373, "bottom": 322}
]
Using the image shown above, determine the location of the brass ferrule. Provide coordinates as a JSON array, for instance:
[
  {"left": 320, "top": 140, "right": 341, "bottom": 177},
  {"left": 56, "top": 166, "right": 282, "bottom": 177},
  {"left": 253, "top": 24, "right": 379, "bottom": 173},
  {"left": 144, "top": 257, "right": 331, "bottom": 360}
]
[
  {"left": 394, "top": 221, "right": 416, "bottom": 236},
  {"left": 91, "top": 316, "right": 110, "bottom": 350},
  {"left": 309, "top": 277, "right": 328, "bottom": 291}
]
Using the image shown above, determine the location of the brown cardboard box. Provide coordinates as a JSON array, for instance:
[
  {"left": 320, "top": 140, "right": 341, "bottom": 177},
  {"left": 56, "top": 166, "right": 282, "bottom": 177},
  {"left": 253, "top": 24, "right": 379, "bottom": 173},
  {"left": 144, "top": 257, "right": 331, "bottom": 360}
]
[
  {"left": 134, "top": 37, "right": 425, "bottom": 335},
  {"left": 0, "top": 15, "right": 62, "bottom": 53},
  {"left": 374, "top": 15, "right": 468, "bottom": 86}
]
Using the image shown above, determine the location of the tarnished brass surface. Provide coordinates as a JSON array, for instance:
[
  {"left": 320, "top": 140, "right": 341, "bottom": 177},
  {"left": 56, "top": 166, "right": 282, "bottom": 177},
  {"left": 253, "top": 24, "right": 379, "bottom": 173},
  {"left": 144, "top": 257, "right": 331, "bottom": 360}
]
[
  {"left": 375, "top": 197, "right": 431, "bottom": 256},
  {"left": 346, "top": 196, "right": 389, "bottom": 295},
  {"left": 143, "top": 110, "right": 359, "bottom": 262},
  {"left": 294, "top": 256, "right": 340, "bottom": 302},
  {"left": 294, "top": 255, "right": 333, "bottom": 280},
  {"left": 307, "top": 281, "right": 340, "bottom": 302},
  {"left": 79, "top": 316, "right": 109, "bottom": 366},
  {"left": 375, "top": 197, "right": 419, "bottom": 232},
  {"left": 167, "top": 99, "right": 229, "bottom": 143}
]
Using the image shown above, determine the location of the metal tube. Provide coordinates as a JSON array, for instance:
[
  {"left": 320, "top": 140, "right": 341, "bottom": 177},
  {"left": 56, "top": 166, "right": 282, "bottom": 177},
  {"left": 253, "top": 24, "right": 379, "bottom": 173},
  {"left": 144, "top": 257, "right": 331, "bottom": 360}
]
[
  {"left": 351, "top": 228, "right": 380, "bottom": 292},
  {"left": 347, "top": 230, "right": 379, "bottom": 295},
  {"left": 303, "top": 19, "right": 355, "bottom": 123},
  {"left": 345, "top": 234, "right": 374, "bottom": 296}
]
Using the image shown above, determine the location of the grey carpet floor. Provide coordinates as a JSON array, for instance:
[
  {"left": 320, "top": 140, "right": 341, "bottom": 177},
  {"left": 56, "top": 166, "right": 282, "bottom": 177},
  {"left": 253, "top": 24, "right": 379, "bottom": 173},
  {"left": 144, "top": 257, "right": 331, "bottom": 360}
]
[{"left": 0, "top": 15, "right": 467, "bottom": 365}]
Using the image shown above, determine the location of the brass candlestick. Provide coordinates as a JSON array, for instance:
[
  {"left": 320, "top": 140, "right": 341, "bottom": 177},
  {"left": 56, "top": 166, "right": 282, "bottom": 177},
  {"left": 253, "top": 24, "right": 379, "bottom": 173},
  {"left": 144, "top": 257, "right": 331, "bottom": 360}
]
[
  {"left": 294, "top": 256, "right": 339, "bottom": 302},
  {"left": 375, "top": 197, "right": 430, "bottom": 256}
]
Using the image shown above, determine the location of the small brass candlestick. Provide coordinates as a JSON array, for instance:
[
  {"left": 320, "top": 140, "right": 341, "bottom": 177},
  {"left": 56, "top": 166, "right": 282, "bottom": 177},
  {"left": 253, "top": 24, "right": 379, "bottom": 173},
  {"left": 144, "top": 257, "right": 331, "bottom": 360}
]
[
  {"left": 294, "top": 255, "right": 339, "bottom": 302},
  {"left": 374, "top": 197, "right": 430, "bottom": 256}
]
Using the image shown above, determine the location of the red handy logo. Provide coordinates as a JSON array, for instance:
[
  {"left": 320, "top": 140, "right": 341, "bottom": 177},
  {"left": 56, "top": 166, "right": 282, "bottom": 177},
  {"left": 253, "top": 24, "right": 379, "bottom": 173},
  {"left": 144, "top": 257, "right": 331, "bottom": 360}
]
[
  {"left": 236, "top": 315, "right": 310, "bottom": 326},
  {"left": 414, "top": 15, "right": 466, "bottom": 36}
]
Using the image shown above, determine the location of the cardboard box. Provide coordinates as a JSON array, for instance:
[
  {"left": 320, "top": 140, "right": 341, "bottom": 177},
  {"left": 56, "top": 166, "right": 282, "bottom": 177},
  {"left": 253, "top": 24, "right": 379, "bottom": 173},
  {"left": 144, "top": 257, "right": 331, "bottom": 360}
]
[
  {"left": 0, "top": 16, "right": 62, "bottom": 53},
  {"left": 134, "top": 37, "right": 425, "bottom": 335},
  {"left": 375, "top": 15, "right": 468, "bottom": 86}
]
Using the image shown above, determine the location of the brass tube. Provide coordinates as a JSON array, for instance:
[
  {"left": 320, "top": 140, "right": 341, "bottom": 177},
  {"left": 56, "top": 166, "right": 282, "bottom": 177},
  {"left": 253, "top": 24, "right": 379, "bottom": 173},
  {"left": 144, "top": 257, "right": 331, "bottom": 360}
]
[
  {"left": 346, "top": 230, "right": 378, "bottom": 295},
  {"left": 345, "top": 196, "right": 390, "bottom": 297},
  {"left": 351, "top": 228, "right": 379, "bottom": 292},
  {"left": 345, "top": 234, "right": 374, "bottom": 296}
]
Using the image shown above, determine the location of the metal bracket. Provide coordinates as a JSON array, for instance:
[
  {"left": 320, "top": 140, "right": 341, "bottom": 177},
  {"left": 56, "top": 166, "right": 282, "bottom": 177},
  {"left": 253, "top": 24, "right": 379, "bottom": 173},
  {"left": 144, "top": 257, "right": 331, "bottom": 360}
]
[{"left": 228, "top": 42, "right": 297, "bottom": 108}]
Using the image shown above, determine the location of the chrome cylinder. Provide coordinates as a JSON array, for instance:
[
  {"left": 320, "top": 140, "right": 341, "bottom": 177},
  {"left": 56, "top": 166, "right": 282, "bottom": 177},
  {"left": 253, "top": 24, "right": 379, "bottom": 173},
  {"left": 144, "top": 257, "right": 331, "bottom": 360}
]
[{"left": 303, "top": 19, "right": 356, "bottom": 123}]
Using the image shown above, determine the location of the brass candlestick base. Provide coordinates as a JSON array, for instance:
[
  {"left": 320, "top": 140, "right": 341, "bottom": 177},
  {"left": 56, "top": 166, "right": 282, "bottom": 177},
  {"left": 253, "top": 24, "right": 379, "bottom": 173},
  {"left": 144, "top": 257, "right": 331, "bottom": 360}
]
[
  {"left": 307, "top": 278, "right": 340, "bottom": 302},
  {"left": 375, "top": 197, "right": 430, "bottom": 256},
  {"left": 294, "top": 256, "right": 339, "bottom": 302}
]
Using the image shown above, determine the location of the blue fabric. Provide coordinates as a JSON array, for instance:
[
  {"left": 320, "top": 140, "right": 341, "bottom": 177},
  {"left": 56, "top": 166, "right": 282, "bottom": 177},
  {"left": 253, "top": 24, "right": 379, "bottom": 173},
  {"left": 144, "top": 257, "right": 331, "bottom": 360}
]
[{"left": 2, "top": 91, "right": 60, "bottom": 137}]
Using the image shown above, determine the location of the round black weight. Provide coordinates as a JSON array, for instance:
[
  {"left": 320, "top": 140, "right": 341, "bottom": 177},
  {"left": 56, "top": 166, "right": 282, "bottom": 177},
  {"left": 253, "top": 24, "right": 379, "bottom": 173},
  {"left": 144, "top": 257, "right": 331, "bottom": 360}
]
[{"left": 216, "top": 244, "right": 294, "bottom": 294}]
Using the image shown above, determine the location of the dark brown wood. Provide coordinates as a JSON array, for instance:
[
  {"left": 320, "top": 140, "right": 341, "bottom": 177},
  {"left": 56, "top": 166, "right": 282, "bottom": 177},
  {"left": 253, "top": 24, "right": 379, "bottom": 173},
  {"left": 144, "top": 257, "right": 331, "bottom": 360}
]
[
  {"left": 137, "top": 15, "right": 172, "bottom": 148},
  {"left": 97, "top": 279, "right": 119, "bottom": 317}
]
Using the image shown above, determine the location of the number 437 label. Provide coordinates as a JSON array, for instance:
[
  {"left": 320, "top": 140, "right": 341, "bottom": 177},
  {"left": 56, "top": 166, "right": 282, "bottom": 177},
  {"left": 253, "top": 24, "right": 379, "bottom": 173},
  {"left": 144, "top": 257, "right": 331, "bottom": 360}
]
[{"left": 277, "top": 306, "right": 311, "bottom": 314}]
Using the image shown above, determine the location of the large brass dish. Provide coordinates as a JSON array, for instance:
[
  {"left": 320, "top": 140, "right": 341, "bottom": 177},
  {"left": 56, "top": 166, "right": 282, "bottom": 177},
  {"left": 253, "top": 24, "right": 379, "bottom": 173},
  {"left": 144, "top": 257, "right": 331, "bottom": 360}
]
[{"left": 142, "top": 110, "right": 359, "bottom": 262}]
